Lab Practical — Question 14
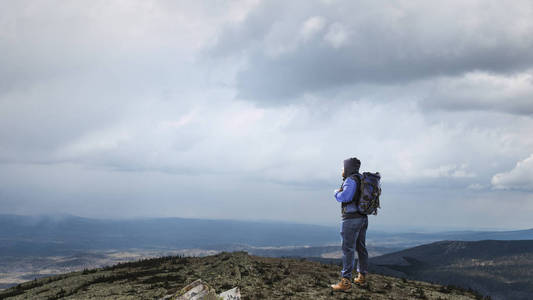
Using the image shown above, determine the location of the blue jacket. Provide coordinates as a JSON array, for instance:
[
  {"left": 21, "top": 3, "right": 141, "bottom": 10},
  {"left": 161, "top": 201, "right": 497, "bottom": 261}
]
[{"left": 334, "top": 176, "right": 360, "bottom": 216}]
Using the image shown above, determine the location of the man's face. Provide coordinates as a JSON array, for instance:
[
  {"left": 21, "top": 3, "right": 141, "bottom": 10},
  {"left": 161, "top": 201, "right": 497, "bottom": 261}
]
[{"left": 342, "top": 167, "right": 345, "bottom": 178}]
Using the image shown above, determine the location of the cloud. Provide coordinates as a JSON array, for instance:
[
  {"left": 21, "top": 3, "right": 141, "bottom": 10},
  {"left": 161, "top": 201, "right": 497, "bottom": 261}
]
[
  {"left": 492, "top": 154, "right": 533, "bottom": 190},
  {"left": 1, "top": 1, "right": 533, "bottom": 228},
  {"left": 0, "top": 0, "right": 254, "bottom": 94},
  {"left": 323, "top": 22, "right": 349, "bottom": 48},
  {"left": 467, "top": 183, "right": 487, "bottom": 190},
  {"left": 421, "top": 71, "right": 533, "bottom": 115},
  {"left": 300, "top": 16, "right": 326, "bottom": 40},
  {"left": 420, "top": 164, "right": 476, "bottom": 179},
  {"left": 208, "top": 0, "right": 533, "bottom": 103}
]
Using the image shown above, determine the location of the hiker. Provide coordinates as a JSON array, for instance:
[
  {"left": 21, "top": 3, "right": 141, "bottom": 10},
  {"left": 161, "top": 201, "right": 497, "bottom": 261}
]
[{"left": 331, "top": 157, "right": 369, "bottom": 291}]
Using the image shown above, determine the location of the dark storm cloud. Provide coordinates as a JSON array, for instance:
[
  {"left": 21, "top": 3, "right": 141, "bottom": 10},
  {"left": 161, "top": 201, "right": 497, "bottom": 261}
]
[{"left": 209, "top": 0, "right": 533, "bottom": 103}]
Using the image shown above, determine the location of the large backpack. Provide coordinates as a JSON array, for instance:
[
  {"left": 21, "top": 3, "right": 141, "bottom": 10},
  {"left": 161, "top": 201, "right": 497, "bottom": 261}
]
[{"left": 351, "top": 172, "right": 381, "bottom": 215}]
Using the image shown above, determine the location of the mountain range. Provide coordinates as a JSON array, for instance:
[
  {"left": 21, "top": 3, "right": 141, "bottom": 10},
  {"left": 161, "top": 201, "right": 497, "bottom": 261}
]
[
  {"left": 2, "top": 214, "right": 532, "bottom": 256},
  {"left": 1, "top": 214, "right": 532, "bottom": 299},
  {"left": 0, "top": 214, "right": 339, "bottom": 256}
]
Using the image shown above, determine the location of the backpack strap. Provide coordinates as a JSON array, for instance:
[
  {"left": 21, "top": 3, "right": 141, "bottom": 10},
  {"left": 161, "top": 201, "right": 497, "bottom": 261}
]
[
  {"left": 340, "top": 173, "right": 363, "bottom": 214},
  {"left": 349, "top": 173, "right": 362, "bottom": 206}
]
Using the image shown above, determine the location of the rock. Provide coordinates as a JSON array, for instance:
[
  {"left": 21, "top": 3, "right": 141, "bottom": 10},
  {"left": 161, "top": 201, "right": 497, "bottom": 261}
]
[
  {"left": 219, "top": 287, "right": 241, "bottom": 300},
  {"left": 165, "top": 279, "right": 241, "bottom": 300},
  {"left": 174, "top": 279, "right": 218, "bottom": 300}
]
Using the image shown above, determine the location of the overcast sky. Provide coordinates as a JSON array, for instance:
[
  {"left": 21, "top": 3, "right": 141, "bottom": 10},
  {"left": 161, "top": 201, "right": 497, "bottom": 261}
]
[{"left": 1, "top": 0, "right": 533, "bottom": 231}]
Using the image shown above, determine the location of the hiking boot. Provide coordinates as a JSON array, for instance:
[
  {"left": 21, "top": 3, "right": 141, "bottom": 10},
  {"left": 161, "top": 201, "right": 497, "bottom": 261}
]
[
  {"left": 354, "top": 273, "right": 366, "bottom": 284},
  {"left": 331, "top": 277, "right": 351, "bottom": 291}
]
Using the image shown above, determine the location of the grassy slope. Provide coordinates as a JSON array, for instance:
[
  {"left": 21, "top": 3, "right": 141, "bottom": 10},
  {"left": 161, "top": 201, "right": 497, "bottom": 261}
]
[{"left": 0, "top": 252, "right": 482, "bottom": 300}]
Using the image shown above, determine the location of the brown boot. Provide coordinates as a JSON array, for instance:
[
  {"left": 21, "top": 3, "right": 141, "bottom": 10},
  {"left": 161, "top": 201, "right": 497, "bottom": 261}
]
[
  {"left": 354, "top": 273, "right": 366, "bottom": 284},
  {"left": 331, "top": 277, "right": 351, "bottom": 291}
]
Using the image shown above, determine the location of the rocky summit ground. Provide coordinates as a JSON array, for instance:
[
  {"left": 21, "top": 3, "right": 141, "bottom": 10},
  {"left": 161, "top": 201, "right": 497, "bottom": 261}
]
[{"left": 0, "top": 251, "right": 484, "bottom": 300}]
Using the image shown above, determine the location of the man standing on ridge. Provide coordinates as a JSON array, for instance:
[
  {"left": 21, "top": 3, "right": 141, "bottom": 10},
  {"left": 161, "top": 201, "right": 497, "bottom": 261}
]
[{"left": 331, "top": 157, "right": 369, "bottom": 292}]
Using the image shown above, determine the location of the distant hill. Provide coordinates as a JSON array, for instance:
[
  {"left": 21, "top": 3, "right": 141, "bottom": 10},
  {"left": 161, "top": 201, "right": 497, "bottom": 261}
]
[
  {"left": 370, "top": 240, "right": 533, "bottom": 300},
  {"left": 448, "top": 228, "right": 533, "bottom": 240},
  {"left": 0, "top": 214, "right": 340, "bottom": 256},
  {"left": 2, "top": 214, "right": 531, "bottom": 257},
  {"left": 0, "top": 251, "right": 482, "bottom": 300},
  {"left": 367, "top": 228, "right": 533, "bottom": 249}
]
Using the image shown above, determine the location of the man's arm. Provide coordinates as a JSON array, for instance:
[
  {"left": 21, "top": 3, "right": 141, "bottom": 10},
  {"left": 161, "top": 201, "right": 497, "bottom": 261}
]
[{"left": 334, "top": 177, "right": 357, "bottom": 203}]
